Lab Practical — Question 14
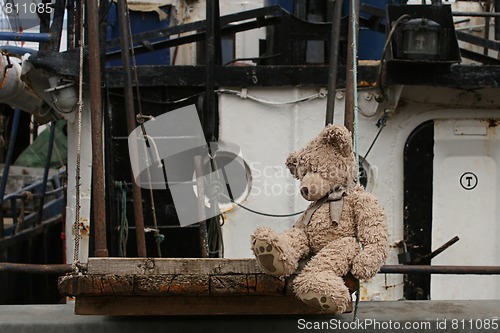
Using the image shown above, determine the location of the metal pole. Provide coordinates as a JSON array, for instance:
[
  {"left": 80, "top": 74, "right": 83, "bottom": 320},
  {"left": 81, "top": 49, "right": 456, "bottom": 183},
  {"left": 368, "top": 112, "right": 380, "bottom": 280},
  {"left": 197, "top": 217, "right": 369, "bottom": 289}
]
[
  {"left": 117, "top": 0, "right": 147, "bottom": 257},
  {"left": 380, "top": 265, "right": 500, "bottom": 275},
  {"left": 0, "top": 32, "right": 51, "bottom": 43},
  {"left": 326, "top": 0, "right": 343, "bottom": 125},
  {"left": 344, "top": 0, "right": 359, "bottom": 134},
  {"left": 452, "top": 11, "right": 500, "bottom": 18},
  {"left": 205, "top": 0, "right": 221, "bottom": 142},
  {"left": 87, "top": 0, "right": 108, "bottom": 257},
  {"left": 484, "top": 0, "right": 491, "bottom": 56}
]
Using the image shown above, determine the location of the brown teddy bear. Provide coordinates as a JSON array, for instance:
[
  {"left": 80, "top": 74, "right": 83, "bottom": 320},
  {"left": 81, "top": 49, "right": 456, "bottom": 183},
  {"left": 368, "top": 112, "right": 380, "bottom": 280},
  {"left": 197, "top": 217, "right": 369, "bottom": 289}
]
[{"left": 251, "top": 124, "right": 388, "bottom": 313}]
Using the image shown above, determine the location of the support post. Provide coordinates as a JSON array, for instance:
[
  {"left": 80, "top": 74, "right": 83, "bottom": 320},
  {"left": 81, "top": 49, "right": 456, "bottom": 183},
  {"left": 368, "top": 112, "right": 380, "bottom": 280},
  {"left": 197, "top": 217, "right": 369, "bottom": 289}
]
[
  {"left": 88, "top": 0, "right": 108, "bottom": 257},
  {"left": 326, "top": 0, "right": 343, "bottom": 125},
  {"left": 344, "top": 0, "right": 359, "bottom": 134}
]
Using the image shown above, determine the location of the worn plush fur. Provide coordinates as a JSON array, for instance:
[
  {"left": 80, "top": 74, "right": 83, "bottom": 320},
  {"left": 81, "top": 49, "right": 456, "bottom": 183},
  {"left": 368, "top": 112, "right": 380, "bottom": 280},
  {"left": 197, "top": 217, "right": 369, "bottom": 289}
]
[{"left": 251, "top": 124, "right": 388, "bottom": 313}]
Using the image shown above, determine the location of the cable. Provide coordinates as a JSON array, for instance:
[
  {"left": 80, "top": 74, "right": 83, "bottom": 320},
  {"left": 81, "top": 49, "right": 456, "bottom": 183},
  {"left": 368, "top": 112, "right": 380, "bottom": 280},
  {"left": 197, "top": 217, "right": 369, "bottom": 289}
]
[
  {"left": 377, "top": 14, "right": 410, "bottom": 100},
  {"left": 218, "top": 89, "right": 326, "bottom": 106},
  {"left": 360, "top": 109, "right": 389, "bottom": 163},
  {"left": 219, "top": 193, "right": 305, "bottom": 218},
  {"left": 223, "top": 53, "right": 281, "bottom": 66},
  {"left": 234, "top": 201, "right": 305, "bottom": 217}
]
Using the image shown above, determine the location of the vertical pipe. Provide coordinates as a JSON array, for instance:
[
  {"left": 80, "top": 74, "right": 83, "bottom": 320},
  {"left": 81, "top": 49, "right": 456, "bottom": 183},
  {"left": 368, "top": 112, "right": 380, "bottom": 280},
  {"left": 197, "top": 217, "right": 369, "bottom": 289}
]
[
  {"left": 116, "top": 0, "right": 147, "bottom": 258},
  {"left": 484, "top": 0, "right": 491, "bottom": 56},
  {"left": 495, "top": 0, "right": 500, "bottom": 40},
  {"left": 325, "top": 0, "right": 343, "bottom": 125},
  {"left": 36, "top": 121, "right": 56, "bottom": 226},
  {"left": 205, "top": 0, "right": 221, "bottom": 143},
  {"left": 344, "top": 0, "right": 359, "bottom": 134},
  {"left": 87, "top": 0, "right": 108, "bottom": 257}
]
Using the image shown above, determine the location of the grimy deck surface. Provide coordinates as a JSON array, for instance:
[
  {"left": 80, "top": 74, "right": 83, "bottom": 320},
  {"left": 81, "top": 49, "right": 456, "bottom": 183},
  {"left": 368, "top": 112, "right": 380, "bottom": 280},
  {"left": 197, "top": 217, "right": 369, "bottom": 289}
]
[{"left": 0, "top": 300, "right": 499, "bottom": 333}]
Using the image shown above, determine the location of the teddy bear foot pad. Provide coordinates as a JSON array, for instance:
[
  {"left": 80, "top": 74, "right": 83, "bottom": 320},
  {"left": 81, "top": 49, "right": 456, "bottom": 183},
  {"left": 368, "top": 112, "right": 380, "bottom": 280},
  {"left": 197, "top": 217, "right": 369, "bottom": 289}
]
[
  {"left": 297, "top": 290, "right": 339, "bottom": 313},
  {"left": 253, "top": 239, "right": 285, "bottom": 275}
]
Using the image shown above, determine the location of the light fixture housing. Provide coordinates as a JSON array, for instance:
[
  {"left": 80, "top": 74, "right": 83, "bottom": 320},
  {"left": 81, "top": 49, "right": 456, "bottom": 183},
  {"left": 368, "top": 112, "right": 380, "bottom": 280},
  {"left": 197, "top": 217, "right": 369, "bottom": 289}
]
[{"left": 401, "top": 18, "right": 441, "bottom": 60}]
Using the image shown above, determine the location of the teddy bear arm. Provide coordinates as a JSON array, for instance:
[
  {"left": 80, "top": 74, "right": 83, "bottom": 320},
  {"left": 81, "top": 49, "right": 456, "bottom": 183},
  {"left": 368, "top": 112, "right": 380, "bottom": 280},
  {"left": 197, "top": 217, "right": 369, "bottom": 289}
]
[{"left": 351, "top": 193, "right": 388, "bottom": 280}]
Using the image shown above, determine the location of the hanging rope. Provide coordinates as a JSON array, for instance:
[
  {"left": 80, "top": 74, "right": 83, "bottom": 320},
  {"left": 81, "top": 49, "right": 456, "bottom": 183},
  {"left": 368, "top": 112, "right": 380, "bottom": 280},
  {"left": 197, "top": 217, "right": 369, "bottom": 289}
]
[{"left": 72, "top": 0, "right": 85, "bottom": 272}]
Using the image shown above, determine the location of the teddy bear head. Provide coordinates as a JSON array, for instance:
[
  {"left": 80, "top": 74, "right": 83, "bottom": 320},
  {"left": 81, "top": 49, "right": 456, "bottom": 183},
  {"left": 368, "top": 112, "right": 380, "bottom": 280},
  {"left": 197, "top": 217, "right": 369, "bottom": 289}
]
[{"left": 286, "top": 124, "right": 356, "bottom": 201}]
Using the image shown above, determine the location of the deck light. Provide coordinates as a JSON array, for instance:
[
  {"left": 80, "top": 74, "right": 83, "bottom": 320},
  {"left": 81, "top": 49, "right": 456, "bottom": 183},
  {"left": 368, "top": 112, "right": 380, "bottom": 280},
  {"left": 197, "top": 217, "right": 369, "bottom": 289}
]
[{"left": 401, "top": 18, "right": 441, "bottom": 60}]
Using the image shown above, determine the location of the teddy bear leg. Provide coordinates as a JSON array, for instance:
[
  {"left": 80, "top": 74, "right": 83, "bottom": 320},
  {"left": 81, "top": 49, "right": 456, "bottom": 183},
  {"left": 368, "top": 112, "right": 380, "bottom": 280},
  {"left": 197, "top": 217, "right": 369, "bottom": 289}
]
[
  {"left": 293, "top": 237, "right": 359, "bottom": 313},
  {"left": 252, "top": 226, "right": 309, "bottom": 277}
]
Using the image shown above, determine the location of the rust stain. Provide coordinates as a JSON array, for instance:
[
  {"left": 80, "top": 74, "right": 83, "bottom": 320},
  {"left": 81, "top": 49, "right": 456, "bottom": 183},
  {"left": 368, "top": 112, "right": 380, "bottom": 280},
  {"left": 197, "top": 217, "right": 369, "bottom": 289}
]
[
  {"left": 358, "top": 81, "right": 376, "bottom": 88},
  {"left": 79, "top": 221, "right": 90, "bottom": 236},
  {"left": 487, "top": 118, "right": 499, "bottom": 128}
]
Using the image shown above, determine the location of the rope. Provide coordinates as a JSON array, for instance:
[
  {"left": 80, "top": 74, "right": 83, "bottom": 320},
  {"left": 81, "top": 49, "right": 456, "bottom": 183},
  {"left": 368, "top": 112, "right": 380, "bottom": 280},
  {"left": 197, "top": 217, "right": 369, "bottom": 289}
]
[{"left": 72, "top": 0, "right": 85, "bottom": 272}]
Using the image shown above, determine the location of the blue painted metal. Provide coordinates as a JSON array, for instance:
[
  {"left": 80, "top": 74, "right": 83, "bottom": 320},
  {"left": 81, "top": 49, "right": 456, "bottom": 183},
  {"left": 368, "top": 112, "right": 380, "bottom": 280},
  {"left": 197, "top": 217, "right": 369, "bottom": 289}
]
[
  {"left": 0, "top": 32, "right": 51, "bottom": 43},
  {"left": 343, "top": 0, "right": 404, "bottom": 60},
  {"left": 106, "top": 3, "right": 171, "bottom": 66},
  {"left": 264, "top": 0, "right": 293, "bottom": 12},
  {"left": 0, "top": 46, "right": 37, "bottom": 55}
]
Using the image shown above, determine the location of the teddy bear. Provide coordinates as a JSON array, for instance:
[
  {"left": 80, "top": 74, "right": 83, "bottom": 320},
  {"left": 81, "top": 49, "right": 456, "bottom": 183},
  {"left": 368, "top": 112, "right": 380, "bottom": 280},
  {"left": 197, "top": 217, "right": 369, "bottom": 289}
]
[{"left": 251, "top": 124, "right": 388, "bottom": 313}]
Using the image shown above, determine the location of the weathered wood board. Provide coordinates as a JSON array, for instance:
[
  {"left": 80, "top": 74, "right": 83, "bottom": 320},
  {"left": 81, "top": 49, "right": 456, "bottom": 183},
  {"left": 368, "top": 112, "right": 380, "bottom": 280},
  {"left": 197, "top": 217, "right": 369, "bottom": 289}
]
[{"left": 60, "top": 258, "right": 354, "bottom": 316}]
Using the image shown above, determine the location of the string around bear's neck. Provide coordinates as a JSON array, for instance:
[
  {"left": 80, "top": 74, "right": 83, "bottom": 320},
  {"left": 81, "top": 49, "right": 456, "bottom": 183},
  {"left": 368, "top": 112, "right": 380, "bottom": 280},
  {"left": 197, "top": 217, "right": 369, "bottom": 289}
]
[{"left": 301, "top": 184, "right": 347, "bottom": 226}]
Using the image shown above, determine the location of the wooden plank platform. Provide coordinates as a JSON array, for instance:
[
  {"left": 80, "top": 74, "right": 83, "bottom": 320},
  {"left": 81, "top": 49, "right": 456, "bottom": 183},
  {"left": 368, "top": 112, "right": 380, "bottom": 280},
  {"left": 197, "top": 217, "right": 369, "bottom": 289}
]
[{"left": 59, "top": 258, "right": 349, "bottom": 316}]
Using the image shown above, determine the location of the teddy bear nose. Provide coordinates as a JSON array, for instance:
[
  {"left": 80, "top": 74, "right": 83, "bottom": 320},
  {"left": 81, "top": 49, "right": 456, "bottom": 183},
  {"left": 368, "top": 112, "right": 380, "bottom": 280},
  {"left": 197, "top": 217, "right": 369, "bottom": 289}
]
[{"left": 300, "top": 187, "right": 309, "bottom": 197}]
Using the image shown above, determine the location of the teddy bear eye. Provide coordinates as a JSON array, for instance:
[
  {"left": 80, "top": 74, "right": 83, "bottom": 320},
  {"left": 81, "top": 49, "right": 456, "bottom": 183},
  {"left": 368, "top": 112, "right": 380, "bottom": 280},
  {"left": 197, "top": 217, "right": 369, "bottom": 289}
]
[{"left": 296, "top": 166, "right": 308, "bottom": 178}]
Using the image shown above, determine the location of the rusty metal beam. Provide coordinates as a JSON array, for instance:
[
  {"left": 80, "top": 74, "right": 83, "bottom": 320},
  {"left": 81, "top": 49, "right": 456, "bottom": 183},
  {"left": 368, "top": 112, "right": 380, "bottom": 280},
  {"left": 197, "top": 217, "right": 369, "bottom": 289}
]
[
  {"left": 3, "top": 261, "right": 499, "bottom": 276},
  {"left": 0, "top": 262, "right": 72, "bottom": 274}
]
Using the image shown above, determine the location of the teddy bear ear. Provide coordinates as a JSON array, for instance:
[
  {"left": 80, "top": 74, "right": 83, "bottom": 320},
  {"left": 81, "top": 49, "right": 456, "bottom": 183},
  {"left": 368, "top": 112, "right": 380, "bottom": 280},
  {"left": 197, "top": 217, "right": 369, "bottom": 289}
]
[
  {"left": 321, "top": 124, "right": 353, "bottom": 157},
  {"left": 286, "top": 151, "right": 299, "bottom": 177}
]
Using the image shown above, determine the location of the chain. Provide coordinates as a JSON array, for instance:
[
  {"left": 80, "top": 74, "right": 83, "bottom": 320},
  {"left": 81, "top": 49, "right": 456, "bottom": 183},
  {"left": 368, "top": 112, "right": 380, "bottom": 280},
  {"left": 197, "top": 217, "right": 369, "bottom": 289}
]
[{"left": 72, "top": 0, "right": 85, "bottom": 272}]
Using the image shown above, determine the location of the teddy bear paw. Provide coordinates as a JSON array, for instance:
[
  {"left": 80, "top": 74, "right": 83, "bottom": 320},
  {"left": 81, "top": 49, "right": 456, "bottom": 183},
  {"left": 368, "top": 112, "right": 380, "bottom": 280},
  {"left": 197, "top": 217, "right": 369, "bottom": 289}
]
[
  {"left": 253, "top": 239, "right": 285, "bottom": 276},
  {"left": 297, "top": 290, "right": 338, "bottom": 313}
]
